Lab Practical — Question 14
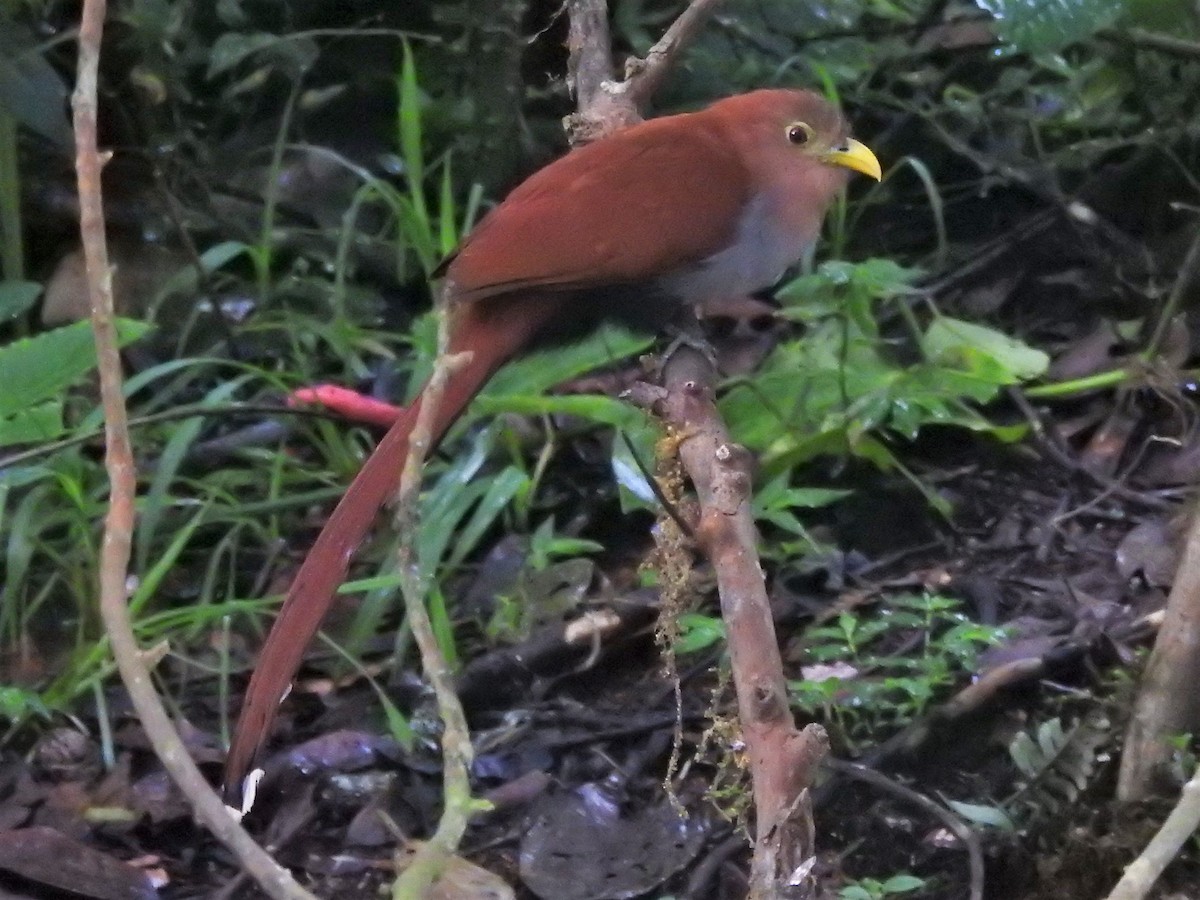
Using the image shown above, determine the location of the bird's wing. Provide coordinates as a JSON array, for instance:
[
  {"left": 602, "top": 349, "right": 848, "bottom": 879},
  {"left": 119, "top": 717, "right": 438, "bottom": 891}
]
[{"left": 440, "top": 113, "right": 751, "bottom": 302}]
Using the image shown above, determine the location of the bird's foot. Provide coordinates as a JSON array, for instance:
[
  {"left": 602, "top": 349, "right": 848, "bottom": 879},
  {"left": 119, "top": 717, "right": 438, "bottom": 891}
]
[{"left": 658, "top": 323, "right": 719, "bottom": 373}]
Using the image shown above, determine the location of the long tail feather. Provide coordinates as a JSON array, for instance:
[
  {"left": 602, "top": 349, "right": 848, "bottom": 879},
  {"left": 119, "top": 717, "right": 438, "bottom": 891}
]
[{"left": 223, "top": 306, "right": 540, "bottom": 803}]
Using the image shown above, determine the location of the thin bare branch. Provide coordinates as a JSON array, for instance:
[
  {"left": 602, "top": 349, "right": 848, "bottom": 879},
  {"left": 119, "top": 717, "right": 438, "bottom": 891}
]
[
  {"left": 825, "top": 759, "right": 984, "bottom": 900},
  {"left": 623, "top": 0, "right": 725, "bottom": 107},
  {"left": 566, "top": 0, "right": 615, "bottom": 110},
  {"left": 564, "top": 0, "right": 727, "bottom": 143},
  {"left": 388, "top": 304, "right": 478, "bottom": 897},
  {"left": 561, "top": 1, "right": 820, "bottom": 892},
  {"left": 73, "top": 3, "right": 315, "bottom": 897},
  {"left": 1099, "top": 26, "right": 1200, "bottom": 61},
  {"left": 1107, "top": 762, "right": 1200, "bottom": 900}
]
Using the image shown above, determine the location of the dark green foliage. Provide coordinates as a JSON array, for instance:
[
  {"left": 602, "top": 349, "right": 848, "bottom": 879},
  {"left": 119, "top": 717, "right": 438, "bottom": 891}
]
[
  {"left": 1006, "top": 714, "right": 1113, "bottom": 820},
  {"left": 979, "top": 0, "right": 1125, "bottom": 55},
  {"left": 947, "top": 712, "right": 1114, "bottom": 833},
  {"left": 0, "top": 320, "right": 151, "bottom": 447},
  {"left": 790, "top": 594, "right": 1007, "bottom": 749},
  {"left": 721, "top": 259, "right": 1042, "bottom": 513}
]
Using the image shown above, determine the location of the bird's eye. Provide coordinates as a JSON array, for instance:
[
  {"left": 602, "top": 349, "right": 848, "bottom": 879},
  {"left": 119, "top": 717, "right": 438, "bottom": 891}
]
[{"left": 787, "top": 122, "right": 812, "bottom": 145}]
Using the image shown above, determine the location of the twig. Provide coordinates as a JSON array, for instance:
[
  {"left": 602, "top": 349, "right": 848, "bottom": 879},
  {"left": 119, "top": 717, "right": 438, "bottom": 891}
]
[
  {"left": 815, "top": 619, "right": 1166, "bottom": 810},
  {"left": 1145, "top": 226, "right": 1200, "bottom": 360},
  {"left": 0, "top": 403, "right": 343, "bottom": 471},
  {"left": 72, "top": 3, "right": 316, "bottom": 899},
  {"left": 813, "top": 656, "right": 1048, "bottom": 806},
  {"left": 387, "top": 300, "right": 479, "bottom": 898},
  {"left": 1006, "top": 387, "right": 1175, "bottom": 512},
  {"left": 622, "top": 0, "right": 726, "bottom": 109},
  {"left": 564, "top": 0, "right": 726, "bottom": 143},
  {"left": 824, "top": 758, "right": 984, "bottom": 900},
  {"left": 1106, "top": 762, "right": 1200, "bottom": 900},
  {"left": 684, "top": 830, "right": 745, "bottom": 898},
  {"left": 619, "top": 430, "right": 697, "bottom": 540},
  {"left": 631, "top": 343, "right": 830, "bottom": 898},
  {"left": 1098, "top": 27, "right": 1200, "bottom": 61}
]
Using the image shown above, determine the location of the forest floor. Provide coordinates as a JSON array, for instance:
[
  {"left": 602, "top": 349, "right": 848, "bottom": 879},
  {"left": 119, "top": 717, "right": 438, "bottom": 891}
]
[{"left": 5, "top": 266, "right": 1199, "bottom": 898}]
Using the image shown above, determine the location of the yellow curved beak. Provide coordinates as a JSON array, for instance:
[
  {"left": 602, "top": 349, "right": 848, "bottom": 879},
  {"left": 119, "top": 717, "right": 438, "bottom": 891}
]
[{"left": 824, "top": 138, "right": 882, "bottom": 181}]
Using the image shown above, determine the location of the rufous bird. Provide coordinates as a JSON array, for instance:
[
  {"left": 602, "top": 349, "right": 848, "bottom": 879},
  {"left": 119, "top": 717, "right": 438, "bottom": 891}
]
[{"left": 223, "top": 88, "right": 880, "bottom": 804}]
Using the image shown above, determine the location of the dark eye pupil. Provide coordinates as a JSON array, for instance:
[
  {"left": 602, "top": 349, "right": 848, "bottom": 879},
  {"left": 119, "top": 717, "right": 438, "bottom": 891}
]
[{"left": 789, "top": 125, "right": 808, "bottom": 145}]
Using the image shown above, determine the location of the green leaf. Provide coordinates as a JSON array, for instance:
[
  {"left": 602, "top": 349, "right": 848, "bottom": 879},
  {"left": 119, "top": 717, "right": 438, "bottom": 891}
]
[
  {"left": 208, "top": 32, "right": 317, "bottom": 80},
  {"left": 538, "top": 537, "right": 604, "bottom": 557},
  {"left": 612, "top": 416, "right": 661, "bottom": 513},
  {"left": 944, "top": 798, "right": 1017, "bottom": 831},
  {"left": 200, "top": 240, "right": 252, "bottom": 273},
  {"left": 0, "top": 23, "right": 71, "bottom": 146},
  {"left": 481, "top": 324, "right": 651, "bottom": 400},
  {"left": 0, "top": 319, "right": 152, "bottom": 416},
  {"left": 677, "top": 614, "right": 726, "bottom": 654},
  {"left": 0, "top": 685, "right": 50, "bottom": 722},
  {"left": 922, "top": 316, "right": 1049, "bottom": 381},
  {"left": 0, "top": 465, "right": 54, "bottom": 489},
  {"left": 419, "top": 458, "right": 497, "bottom": 582},
  {"left": 0, "top": 280, "right": 41, "bottom": 321},
  {"left": 438, "top": 155, "right": 459, "bottom": 256},
  {"left": 881, "top": 874, "right": 925, "bottom": 894},
  {"left": 611, "top": 428, "right": 657, "bottom": 506},
  {"left": 978, "top": 0, "right": 1126, "bottom": 55},
  {"left": 429, "top": 585, "right": 458, "bottom": 670},
  {"left": 847, "top": 258, "right": 923, "bottom": 297},
  {"left": 136, "top": 375, "right": 249, "bottom": 573},
  {"left": 774, "top": 487, "right": 852, "bottom": 508},
  {"left": 754, "top": 475, "right": 850, "bottom": 532},
  {"left": 377, "top": 690, "right": 415, "bottom": 750},
  {"left": 0, "top": 400, "right": 62, "bottom": 447},
  {"left": 398, "top": 41, "right": 428, "bottom": 230},
  {"left": 475, "top": 393, "right": 644, "bottom": 430},
  {"left": 445, "top": 466, "right": 529, "bottom": 569},
  {"left": 207, "top": 32, "right": 276, "bottom": 78},
  {"left": 129, "top": 507, "right": 209, "bottom": 616}
]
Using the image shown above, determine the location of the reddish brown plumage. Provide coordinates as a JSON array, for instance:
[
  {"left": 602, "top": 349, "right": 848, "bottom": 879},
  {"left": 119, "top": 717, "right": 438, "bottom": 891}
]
[
  {"left": 222, "top": 301, "right": 552, "bottom": 801},
  {"left": 223, "top": 89, "right": 878, "bottom": 804}
]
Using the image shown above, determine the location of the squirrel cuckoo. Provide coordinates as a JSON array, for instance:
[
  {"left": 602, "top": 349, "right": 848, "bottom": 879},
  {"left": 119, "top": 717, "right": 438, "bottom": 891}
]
[{"left": 223, "top": 89, "right": 880, "bottom": 804}]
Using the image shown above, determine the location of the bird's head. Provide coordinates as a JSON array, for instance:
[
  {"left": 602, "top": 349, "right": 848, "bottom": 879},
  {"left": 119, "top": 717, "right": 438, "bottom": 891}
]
[
  {"left": 705, "top": 89, "right": 880, "bottom": 249},
  {"left": 712, "top": 88, "right": 881, "bottom": 183}
]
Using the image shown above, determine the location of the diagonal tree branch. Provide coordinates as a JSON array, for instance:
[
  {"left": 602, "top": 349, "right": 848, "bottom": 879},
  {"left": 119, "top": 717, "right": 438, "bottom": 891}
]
[
  {"left": 628, "top": 345, "right": 830, "bottom": 898},
  {"left": 564, "top": 1, "right": 829, "bottom": 893}
]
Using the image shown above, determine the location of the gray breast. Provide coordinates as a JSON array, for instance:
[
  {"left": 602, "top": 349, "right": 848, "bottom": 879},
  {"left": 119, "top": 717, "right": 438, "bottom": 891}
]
[{"left": 658, "top": 193, "right": 809, "bottom": 303}]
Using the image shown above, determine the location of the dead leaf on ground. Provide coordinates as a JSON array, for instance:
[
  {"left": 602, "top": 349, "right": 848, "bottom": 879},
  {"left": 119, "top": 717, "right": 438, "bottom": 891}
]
[
  {"left": 1079, "top": 408, "right": 1137, "bottom": 477},
  {"left": 41, "top": 243, "right": 189, "bottom": 326},
  {"left": 395, "top": 843, "right": 516, "bottom": 899},
  {"left": 1047, "top": 321, "right": 1123, "bottom": 382},
  {"left": 263, "top": 729, "right": 404, "bottom": 788},
  {"left": 0, "top": 826, "right": 156, "bottom": 900},
  {"left": 519, "top": 785, "right": 709, "bottom": 900},
  {"left": 1115, "top": 518, "right": 1183, "bottom": 587}
]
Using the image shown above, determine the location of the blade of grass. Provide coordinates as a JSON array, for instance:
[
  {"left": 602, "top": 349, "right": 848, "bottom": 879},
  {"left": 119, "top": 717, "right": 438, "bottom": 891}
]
[{"left": 135, "top": 375, "right": 252, "bottom": 572}]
